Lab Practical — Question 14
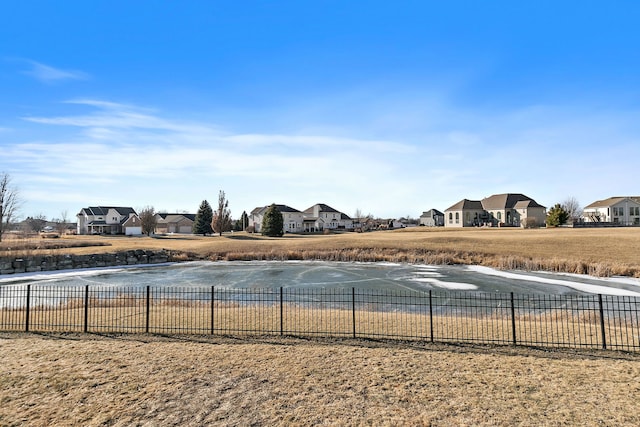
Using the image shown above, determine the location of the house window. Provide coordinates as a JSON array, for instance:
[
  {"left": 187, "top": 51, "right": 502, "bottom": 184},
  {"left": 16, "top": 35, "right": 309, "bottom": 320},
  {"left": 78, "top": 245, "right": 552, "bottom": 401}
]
[
  {"left": 455, "top": 212, "right": 459, "bottom": 224},
  {"left": 630, "top": 207, "right": 639, "bottom": 216},
  {"left": 497, "top": 212, "right": 502, "bottom": 221},
  {"left": 449, "top": 213, "right": 453, "bottom": 224}
]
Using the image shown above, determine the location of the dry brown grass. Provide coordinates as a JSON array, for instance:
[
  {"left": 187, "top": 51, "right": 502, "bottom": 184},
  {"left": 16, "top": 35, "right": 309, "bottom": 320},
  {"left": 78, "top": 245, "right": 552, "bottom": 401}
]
[
  {"left": 2, "top": 229, "right": 640, "bottom": 425},
  {"left": 3, "top": 304, "right": 636, "bottom": 351},
  {"left": 1, "top": 333, "right": 639, "bottom": 426},
  {"left": 3, "top": 227, "right": 638, "bottom": 277}
]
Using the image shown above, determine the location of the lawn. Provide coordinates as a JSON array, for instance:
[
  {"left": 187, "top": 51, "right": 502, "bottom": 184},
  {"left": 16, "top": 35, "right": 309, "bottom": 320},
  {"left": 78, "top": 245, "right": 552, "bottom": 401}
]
[
  {"left": 1, "top": 333, "right": 639, "bottom": 426},
  {"left": 2, "top": 228, "right": 640, "bottom": 425},
  {"left": 3, "top": 227, "right": 639, "bottom": 277}
]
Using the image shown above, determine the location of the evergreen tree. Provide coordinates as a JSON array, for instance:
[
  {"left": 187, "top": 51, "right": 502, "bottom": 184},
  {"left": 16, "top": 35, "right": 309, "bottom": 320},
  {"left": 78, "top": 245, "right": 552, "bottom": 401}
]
[
  {"left": 233, "top": 210, "right": 249, "bottom": 232},
  {"left": 261, "top": 204, "right": 284, "bottom": 237},
  {"left": 546, "top": 203, "right": 570, "bottom": 227},
  {"left": 239, "top": 210, "right": 249, "bottom": 231},
  {"left": 211, "top": 190, "right": 232, "bottom": 236},
  {"left": 193, "top": 200, "right": 214, "bottom": 235}
]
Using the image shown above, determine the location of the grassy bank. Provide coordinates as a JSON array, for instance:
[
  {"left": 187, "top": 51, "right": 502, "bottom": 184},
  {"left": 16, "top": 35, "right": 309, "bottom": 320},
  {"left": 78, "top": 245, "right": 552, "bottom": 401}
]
[
  {"left": 3, "top": 227, "right": 639, "bottom": 277},
  {"left": 1, "top": 333, "right": 639, "bottom": 426}
]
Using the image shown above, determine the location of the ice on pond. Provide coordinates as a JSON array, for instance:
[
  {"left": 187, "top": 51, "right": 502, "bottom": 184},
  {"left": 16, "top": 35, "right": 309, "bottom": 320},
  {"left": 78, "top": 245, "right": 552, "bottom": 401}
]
[{"left": 1, "top": 260, "right": 639, "bottom": 296}]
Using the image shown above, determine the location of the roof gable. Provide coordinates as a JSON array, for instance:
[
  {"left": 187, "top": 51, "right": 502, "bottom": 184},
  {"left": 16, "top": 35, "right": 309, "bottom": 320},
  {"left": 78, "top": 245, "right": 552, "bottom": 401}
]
[
  {"left": 303, "top": 203, "right": 341, "bottom": 214},
  {"left": 445, "top": 199, "right": 483, "bottom": 211},
  {"left": 584, "top": 197, "right": 639, "bottom": 209},
  {"left": 80, "top": 206, "right": 136, "bottom": 217},
  {"left": 481, "top": 193, "right": 542, "bottom": 210}
]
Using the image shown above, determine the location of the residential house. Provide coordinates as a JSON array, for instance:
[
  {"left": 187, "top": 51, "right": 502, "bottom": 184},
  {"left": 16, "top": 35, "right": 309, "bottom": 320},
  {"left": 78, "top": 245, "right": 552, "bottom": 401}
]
[
  {"left": 248, "top": 204, "right": 304, "bottom": 233},
  {"left": 583, "top": 197, "right": 640, "bottom": 225},
  {"left": 444, "top": 193, "right": 546, "bottom": 228},
  {"left": 76, "top": 206, "right": 140, "bottom": 235},
  {"left": 302, "top": 203, "right": 354, "bottom": 232},
  {"left": 419, "top": 209, "right": 444, "bottom": 227},
  {"left": 155, "top": 213, "right": 196, "bottom": 234},
  {"left": 444, "top": 199, "right": 485, "bottom": 227}
]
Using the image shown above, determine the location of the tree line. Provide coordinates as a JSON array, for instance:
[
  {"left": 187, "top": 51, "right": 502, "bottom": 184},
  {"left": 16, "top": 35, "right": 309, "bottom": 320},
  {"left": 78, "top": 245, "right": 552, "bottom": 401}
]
[{"left": 0, "top": 171, "right": 587, "bottom": 241}]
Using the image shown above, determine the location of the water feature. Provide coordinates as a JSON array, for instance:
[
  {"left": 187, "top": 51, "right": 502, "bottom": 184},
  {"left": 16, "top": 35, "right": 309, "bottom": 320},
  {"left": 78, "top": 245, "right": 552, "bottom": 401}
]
[{"left": 1, "top": 260, "right": 640, "bottom": 297}]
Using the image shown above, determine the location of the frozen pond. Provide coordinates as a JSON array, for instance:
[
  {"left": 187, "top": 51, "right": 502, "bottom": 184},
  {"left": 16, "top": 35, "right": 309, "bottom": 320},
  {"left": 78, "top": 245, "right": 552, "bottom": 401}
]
[{"left": 2, "top": 261, "right": 640, "bottom": 296}]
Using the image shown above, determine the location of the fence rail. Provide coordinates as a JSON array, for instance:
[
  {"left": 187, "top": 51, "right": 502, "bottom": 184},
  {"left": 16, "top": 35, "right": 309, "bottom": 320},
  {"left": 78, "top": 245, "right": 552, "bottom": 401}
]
[{"left": 1, "top": 284, "right": 638, "bottom": 352}]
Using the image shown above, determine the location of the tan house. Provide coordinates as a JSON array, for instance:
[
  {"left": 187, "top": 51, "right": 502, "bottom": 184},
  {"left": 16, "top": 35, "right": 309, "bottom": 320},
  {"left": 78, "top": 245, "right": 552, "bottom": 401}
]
[
  {"left": 583, "top": 197, "right": 640, "bottom": 225},
  {"left": 444, "top": 199, "right": 485, "bottom": 227},
  {"left": 155, "top": 213, "right": 196, "bottom": 234},
  {"left": 444, "top": 193, "right": 546, "bottom": 228}
]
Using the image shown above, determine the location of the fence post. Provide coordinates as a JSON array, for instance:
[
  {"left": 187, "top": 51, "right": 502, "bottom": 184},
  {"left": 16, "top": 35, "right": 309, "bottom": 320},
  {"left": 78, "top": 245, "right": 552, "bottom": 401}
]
[
  {"left": 25, "top": 284, "right": 31, "bottom": 332},
  {"left": 352, "top": 287, "right": 356, "bottom": 339},
  {"left": 280, "top": 287, "right": 283, "bottom": 336},
  {"left": 429, "top": 290, "right": 434, "bottom": 343},
  {"left": 145, "top": 285, "right": 150, "bottom": 334},
  {"left": 84, "top": 285, "right": 89, "bottom": 333},
  {"left": 598, "top": 294, "right": 607, "bottom": 350},
  {"left": 211, "top": 285, "right": 216, "bottom": 335},
  {"left": 510, "top": 292, "right": 516, "bottom": 346}
]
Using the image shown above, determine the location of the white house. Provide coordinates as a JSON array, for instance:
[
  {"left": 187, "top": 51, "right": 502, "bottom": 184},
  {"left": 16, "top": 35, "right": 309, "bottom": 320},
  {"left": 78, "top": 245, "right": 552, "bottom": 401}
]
[
  {"left": 76, "top": 206, "right": 141, "bottom": 235},
  {"left": 302, "top": 203, "right": 353, "bottom": 232},
  {"left": 248, "top": 204, "right": 304, "bottom": 233},
  {"left": 583, "top": 197, "right": 640, "bottom": 225},
  {"left": 419, "top": 209, "right": 444, "bottom": 227}
]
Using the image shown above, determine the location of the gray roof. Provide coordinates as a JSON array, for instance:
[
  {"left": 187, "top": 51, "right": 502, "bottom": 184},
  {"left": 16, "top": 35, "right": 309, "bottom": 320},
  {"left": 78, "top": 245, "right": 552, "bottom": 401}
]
[
  {"left": 272, "top": 204, "right": 301, "bottom": 213},
  {"left": 421, "top": 209, "right": 443, "bottom": 217},
  {"left": 157, "top": 213, "right": 196, "bottom": 222},
  {"left": 303, "top": 203, "right": 341, "bottom": 214},
  {"left": 584, "top": 197, "right": 640, "bottom": 209},
  {"left": 252, "top": 204, "right": 301, "bottom": 215},
  {"left": 445, "top": 194, "right": 545, "bottom": 212},
  {"left": 445, "top": 199, "right": 484, "bottom": 211},
  {"left": 481, "top": 193, "right": 544, "bottom": 210},
  {"left": 80, "top": 206, "right": 137, "bottom": 217}
]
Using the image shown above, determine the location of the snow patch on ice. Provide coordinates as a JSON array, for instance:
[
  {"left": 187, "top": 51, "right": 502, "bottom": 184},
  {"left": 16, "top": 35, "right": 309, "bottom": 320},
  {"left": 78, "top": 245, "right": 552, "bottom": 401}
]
[
  {"left": 412, "top": 277, "right": 478, "bottom": 290},
  {"left": 466, "top": 265, "right": 640, "bottom": 297}
]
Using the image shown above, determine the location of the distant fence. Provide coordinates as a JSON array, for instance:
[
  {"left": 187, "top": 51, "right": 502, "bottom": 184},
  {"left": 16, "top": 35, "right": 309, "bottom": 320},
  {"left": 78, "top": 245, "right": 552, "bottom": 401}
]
[{"left": 1, "top": 285, "right": 638, "bottom": 352}]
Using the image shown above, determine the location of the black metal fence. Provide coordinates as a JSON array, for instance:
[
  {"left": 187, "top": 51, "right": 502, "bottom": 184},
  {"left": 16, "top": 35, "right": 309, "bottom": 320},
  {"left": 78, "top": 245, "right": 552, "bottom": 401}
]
[{"left": 1, "top": 284, "right": 639, "bottom": 352}]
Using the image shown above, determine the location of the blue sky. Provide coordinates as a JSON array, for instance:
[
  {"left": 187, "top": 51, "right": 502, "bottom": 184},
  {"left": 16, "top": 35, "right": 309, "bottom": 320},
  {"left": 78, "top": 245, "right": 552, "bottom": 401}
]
[{"left": 2, "top": 1, "right": 640, "bottom": 221}]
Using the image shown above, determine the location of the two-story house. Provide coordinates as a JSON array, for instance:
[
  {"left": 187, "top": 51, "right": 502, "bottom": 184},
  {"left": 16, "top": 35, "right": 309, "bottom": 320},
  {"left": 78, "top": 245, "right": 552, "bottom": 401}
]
[
  {"left": 76, "top": 206, "right": 141, "bottom": 235},
  {"left": 419, "top": 209, "right": 444, "bottom": 227},
  {"left": 248, "top": 204, "right": 305, "bottom": 233},
  {"left": 302, "top": 203, "right": 353, "bottom": 232},
  {"left": 583, "top": 197, "right": 640, "bottom": 225}
]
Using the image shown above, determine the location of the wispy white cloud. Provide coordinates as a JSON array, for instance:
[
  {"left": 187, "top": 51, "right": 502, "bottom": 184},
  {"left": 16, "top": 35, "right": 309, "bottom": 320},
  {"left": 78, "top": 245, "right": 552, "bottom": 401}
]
[
  {"left": 6, "top": 97, "right": 640, "bottom": 220},
  {"left": 21, "top": 60, "right": 89, "bottom": 83},
  {"left": 8, "top": 99, "right": 416, "bottom": 217}
]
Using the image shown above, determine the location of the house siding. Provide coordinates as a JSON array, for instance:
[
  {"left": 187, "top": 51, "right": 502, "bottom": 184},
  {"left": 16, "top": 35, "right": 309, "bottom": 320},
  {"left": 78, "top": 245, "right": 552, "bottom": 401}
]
[
  {"left": 444, "top": 194, "right": 545, "bottom": 228},
  {"left": 584, "top": 197, "right": 640, "bottom": 225}
]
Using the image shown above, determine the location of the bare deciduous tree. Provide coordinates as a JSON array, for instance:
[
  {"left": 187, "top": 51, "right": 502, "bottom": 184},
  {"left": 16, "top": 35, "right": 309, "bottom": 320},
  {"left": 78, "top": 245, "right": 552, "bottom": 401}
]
[
  {"left": 211, "top": 190, "right": 232, "bottom": 237},
  {"left": 138, "top": 206, "right": 157, "bottom": 236},
  {"left": 562, "top": 196, "right": 582, "bottom": 222},
  {"left": 24, "top": 214, "right": 48, "bottom": 233},
  {"left": 0, "top": 172, "right": 21, "bottom": 242},
  {"left": 55, "top": 210, "right": 69, "bottom": 234}
]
